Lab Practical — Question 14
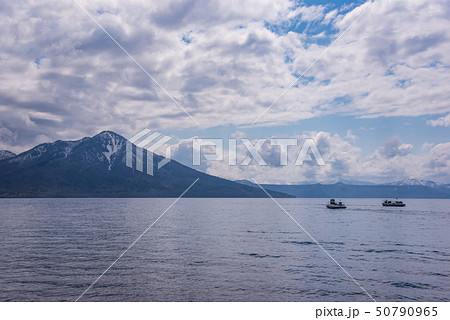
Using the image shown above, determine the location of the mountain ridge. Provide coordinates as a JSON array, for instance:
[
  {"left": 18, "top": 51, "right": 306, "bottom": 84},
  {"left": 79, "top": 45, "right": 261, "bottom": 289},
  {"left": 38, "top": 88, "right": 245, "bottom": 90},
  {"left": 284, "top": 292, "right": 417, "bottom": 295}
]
[
  {"left": 0, "top": 150, "right": 16, "bottom": 160},
  {"left": 386, "top": 178, "right": 441, "bottom": 188}
]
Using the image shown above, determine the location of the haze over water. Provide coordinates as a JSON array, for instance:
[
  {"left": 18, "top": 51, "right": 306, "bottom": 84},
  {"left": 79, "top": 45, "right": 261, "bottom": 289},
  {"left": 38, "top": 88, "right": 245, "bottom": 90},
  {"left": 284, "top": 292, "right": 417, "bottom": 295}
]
[{"left": 0, "top": 198, "right": 448, "bottom": 301}]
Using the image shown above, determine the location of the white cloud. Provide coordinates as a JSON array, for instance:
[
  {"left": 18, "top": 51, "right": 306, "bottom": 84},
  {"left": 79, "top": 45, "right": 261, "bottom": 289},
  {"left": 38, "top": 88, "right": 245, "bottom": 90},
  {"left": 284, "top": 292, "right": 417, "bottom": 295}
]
[
  {"left": 345, "top": 129, "right": 357, "bottom": 142},
  {"left": 168, "top": 132, "right": 450, "bottom": 184},
  {"left": 379, "top": 137, "right": 412, "bottom": 159},
  {"left": 427, "top": 114, "right": 450, "bottom": 127},
  {"left": 362, "top": 141, "right": 450, "bottom": 184},
  {"left": 285, "top": 4, "right": 326, "bottom": 22}
]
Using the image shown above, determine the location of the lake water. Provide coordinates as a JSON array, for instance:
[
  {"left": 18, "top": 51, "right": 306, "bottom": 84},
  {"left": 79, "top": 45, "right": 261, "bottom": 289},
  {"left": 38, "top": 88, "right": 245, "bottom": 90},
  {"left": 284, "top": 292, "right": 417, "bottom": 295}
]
[{"left": 0, "top": 198, "right": 448, "bottom": 302}]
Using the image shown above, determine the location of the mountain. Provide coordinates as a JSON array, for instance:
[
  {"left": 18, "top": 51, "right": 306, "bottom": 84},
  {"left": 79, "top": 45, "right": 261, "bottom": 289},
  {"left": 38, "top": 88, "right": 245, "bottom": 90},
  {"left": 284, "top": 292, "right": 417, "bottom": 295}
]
[
  {"left": 234, "top": 177, "right": 450, "bottom": 198},
  {"left": 0, "top": 150, "right": 16, "bottom": 160},
  {"left": 386, "top": 178, "right": 439, "bottom": 188},
  {"left": 233, "top": 178, "right": 450, "bottom": 198},
  {"left": 0, "top": 131, "right": 291, "bottom": 198},
  {"left": 235, "top": 179, "right": 377, "bottom": 186},
  {"left": 259, "top": 182, "right": 450, "bottom": 199},
  {"left": 337, "top": 179, "right": 376, "bottom": 186}
]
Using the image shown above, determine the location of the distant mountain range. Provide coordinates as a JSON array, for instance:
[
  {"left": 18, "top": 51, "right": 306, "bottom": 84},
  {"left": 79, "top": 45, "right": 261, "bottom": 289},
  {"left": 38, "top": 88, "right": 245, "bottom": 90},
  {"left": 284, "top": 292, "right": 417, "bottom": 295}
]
[
  {"left": 0, "top": 131, "right": 291, "bottom": 198},
  {"left": 385, "top": 178, "right": 442, "bottom": 188},
  {"left": 235, "top": 179, "right": 450, "bottom": 199}
]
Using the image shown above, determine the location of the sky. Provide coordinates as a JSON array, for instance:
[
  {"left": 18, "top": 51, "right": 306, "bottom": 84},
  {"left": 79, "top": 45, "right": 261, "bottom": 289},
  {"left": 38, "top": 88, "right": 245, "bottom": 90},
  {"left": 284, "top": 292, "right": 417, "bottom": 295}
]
[{"left": 0, "top": 0, "right": 449, "bottom": 184}]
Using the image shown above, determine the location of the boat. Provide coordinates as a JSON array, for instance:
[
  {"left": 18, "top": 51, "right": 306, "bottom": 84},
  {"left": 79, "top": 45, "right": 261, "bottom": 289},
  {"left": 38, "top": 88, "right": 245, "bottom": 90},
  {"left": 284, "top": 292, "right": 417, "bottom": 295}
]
[
  {"left": 382, "top": 199, "right": 406, "bottom": 207},
  {"left": 326, "top": 198, "right": 346, "bottom": 209}
]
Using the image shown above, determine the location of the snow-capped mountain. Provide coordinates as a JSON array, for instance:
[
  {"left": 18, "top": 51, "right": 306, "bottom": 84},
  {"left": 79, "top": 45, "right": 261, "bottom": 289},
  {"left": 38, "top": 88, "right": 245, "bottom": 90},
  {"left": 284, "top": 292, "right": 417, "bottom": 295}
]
[
  {"left": 8, "top": 139, "right": 83, "bottom": 164},
  {"left": 6, "top": 131, "right": 124, "bottom": 169},
  {"left": 0, "top": 150, "right": 16, "bottom": 160},
  {"left": 387, "top": 179, "right": 440, "bottom": 188}
]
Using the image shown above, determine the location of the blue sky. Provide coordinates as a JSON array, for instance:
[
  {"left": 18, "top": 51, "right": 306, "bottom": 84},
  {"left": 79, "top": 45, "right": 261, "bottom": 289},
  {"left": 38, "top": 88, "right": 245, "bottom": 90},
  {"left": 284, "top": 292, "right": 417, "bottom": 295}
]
[{"left": 0, "top": 0, "right": 449, "bottom": 183}]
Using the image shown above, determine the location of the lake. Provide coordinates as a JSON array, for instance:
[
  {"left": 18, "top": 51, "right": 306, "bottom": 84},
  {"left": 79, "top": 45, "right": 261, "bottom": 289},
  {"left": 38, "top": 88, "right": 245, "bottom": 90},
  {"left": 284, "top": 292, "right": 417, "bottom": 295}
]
[{"left": 0, "top": 198, "right": 448, "bottom": 301}]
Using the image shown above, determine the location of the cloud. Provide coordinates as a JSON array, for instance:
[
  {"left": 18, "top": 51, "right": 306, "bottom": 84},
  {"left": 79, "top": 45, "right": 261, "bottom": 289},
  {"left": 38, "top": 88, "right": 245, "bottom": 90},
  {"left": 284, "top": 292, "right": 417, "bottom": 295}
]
[
  {"left": 169, "top": 130, "right": 360, "bottom": 184},
  {"left": 167, "top": 131, "right": 450, "bottom": 184},
  {"left": 427, "top": 114, "right": 450, "bottom": 127},
  {"left": 345, "top": 129, "right": 357, "bottom": 142},
  {"left": 379, "top": 137, "right": 413, "bottom": 159},
  {"left": 0, "top": 0, "right": 449, "bottom": 151}
]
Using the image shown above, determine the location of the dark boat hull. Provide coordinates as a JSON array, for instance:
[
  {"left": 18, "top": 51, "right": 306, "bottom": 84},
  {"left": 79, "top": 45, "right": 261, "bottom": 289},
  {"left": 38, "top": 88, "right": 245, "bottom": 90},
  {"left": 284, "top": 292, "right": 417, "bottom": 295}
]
[
  {"left": 326, "top": 204, "right": 347, "bottom": 209},
  {"left": 382, "top": 203, "right": 405, "bottom": 207}
]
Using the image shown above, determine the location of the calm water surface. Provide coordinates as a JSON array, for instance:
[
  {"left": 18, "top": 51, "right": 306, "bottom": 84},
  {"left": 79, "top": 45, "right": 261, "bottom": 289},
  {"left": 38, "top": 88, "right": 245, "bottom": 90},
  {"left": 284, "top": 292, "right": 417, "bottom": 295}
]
[{"left": 0, "top": 198, "right": 449, "bottom": 301}]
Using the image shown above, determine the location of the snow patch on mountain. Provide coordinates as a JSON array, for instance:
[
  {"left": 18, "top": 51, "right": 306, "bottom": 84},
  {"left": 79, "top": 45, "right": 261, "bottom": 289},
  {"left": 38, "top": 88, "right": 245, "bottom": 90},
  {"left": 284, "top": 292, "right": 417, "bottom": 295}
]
[
  {"left": 61, "top": 141, "right": 81, "bottom": 158},
  {"left": 387, "top": 179, "right": 439, "bottom": 188},
  {"left": 9, "top": 144, "right": 50, "bottom": 163},
  {"left": 0, "top": 150, "right": 16, "bottom": 160},
  {"left": 9, "top": 140, "right": 83, "bottom": 164},
  {"left": 101, "top": 131, "right": 123, "bottom": 170}
]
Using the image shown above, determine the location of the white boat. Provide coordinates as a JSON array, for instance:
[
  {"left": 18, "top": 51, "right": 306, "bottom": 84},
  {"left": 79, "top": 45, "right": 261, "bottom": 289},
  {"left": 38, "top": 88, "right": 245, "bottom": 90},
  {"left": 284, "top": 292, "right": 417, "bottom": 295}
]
[
  {"left": 382, "top": 199, "right": 406, "bottom": 207},
  {"left": 326, "top": 198, "right": 346, "bottom": 209}
]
